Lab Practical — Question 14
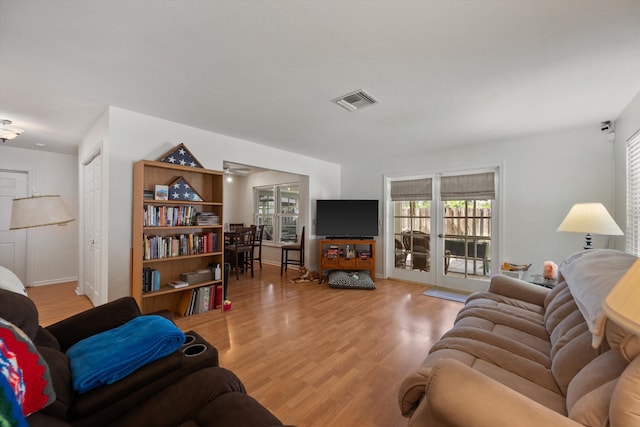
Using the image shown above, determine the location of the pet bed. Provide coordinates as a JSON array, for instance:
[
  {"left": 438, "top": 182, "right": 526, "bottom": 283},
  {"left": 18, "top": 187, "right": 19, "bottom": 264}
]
[{"left": 328, "top": 270, "right": 375, "bottom": 290}]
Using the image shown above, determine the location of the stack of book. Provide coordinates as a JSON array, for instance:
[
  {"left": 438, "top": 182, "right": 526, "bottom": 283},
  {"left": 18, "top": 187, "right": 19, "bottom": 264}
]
[
  {"left": 326, "top": 245, "right": 339, "bottom": 259},
  {"left": 195, "top": 212, "right": 219, "bottom": 225},
  {"left": 358, "top": 250, "right": 372, "bottom": 259}
]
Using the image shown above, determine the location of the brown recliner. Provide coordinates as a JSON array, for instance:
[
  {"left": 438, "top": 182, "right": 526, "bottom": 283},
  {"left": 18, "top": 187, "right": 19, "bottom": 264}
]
[{"left": 0, "top": 289, "right": 287, "bottom": 427}]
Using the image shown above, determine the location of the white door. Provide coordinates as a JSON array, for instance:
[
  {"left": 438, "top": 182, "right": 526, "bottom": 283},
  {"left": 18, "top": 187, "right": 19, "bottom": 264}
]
[
  {"left": 388, "top": 169, "right": 498, "bottom": 293},
  {"left": 83, "top": 154, "right": 103, "bottom": 306},
  {"left": 0, "top": 170, "right": 29, "bottom": 284}
]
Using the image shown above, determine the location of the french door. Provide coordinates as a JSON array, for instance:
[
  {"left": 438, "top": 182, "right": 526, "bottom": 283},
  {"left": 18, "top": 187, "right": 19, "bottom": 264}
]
[{"left": 388, "top": 169, "right": 499, "bottom": 292}]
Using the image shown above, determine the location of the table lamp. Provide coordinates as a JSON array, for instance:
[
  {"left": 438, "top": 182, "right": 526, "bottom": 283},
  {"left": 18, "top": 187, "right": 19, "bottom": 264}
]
[
  {"left": 9, "top": 194, "right": 74, "bottom": 230},
  {"left": 556, "top": 202, "right": 623, "bottom": 249}
]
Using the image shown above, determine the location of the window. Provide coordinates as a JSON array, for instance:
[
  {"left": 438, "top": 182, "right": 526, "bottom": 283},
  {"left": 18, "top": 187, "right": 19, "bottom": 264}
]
[
  {"left": 627, "top": 132, "right": 640, "bottom": 256},
  {"left": 393, "top": 200, "right": 432, "bottom": 271},
  {"left": 254, "top": 184, "right": 299, "bottom": 243},
  {"left": 391, "top": 178, "right": 432, "bottom": 271},
  {"left": 442, "top": 199, "right": 492, "bottom": 277},
  {"left": 440, "top": 172, "right": 494, "bottom": 278}
]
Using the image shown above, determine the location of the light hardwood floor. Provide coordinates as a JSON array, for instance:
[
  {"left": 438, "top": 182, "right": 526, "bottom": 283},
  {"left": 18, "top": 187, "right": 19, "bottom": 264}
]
[{"left": 27, "top": 265, "right": 463, "bottom": 427}]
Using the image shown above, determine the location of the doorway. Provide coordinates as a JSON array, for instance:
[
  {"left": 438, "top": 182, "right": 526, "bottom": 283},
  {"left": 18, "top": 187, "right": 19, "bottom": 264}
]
[
  {"left": 82, "top": 152, "right": 105, "bottom": 306},
  {"left": 0, "top": 170, "right": 29, "bottom": 284},
  {"left": 387, "top": 169, "right": 499, "bottom": 293}
]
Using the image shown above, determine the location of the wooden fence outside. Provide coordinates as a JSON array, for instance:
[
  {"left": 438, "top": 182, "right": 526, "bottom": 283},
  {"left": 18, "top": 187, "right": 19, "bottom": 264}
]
[{"left": 397, "top": 207, "right": 491, "bottom": 237}]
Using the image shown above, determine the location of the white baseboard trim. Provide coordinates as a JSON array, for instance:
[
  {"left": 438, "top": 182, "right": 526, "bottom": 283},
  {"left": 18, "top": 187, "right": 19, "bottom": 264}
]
[{"left": 29, "top": 276, "right": 78, "bottom": 287}]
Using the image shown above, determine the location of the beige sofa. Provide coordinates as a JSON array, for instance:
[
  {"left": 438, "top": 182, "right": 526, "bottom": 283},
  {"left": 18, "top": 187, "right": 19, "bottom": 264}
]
[{"left": 399, "top": 249, "right": 640, "bottom": 427}]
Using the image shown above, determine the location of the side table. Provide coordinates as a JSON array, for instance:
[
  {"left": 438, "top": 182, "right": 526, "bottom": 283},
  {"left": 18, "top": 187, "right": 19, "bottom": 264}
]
[{"left": 525, "top": 273, "right": 557, "bottom": 289}]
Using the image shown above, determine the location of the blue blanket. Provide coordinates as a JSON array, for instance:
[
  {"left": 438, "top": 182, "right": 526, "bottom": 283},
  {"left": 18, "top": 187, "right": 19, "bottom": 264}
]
[{"left": 67, "top": 315, "right": 185, "bottom": 393}]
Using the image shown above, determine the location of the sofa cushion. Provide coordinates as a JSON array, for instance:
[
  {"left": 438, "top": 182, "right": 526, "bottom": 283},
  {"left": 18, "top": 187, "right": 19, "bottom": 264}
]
[
  {"left": 441, "top": 327, "right": 550, "bottom": 367},
  {"left": 605, "top": 320, "right": 640, "bottom": 361},
  {"left": 462, "top": 295, "right": 545, "bottom": 324},
  {"left": 551, "top": 330, "right": 601, "bottom": 395},
  {"left": 422, "top": 348, "right": 566, "bottom": 414},
  {"left": 35, "top": 346, "right": 72, "bottom": 419},
  {"left": 610, "top": 355, "right": 640, "bottom": 426},
  {"left": 453, "top": 315, "right": 550, "bottom": 355},
  {"left": 465, "top": 291, "right": 545, "bottom": 316},
  {"left": 0, "top": 289, "right": 40, "bottom": 340},
  {"left": 566, "top": 350, "right": 628, "bottom": 426},
  {"left": 429, "top": 336, "right": 560, "bottom": 392},
  {"left": 456, "top": 307, "right": 547, "bottom": 339},
  {"left": 109, "top": 367, "right": 284, "bottom": 427}
]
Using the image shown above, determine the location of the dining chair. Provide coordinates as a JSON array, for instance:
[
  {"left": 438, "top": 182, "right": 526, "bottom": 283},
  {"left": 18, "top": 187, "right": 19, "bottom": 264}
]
[
  {"left": 225, "top": 226, "right": 255, "bottom": 279},
  {"left": 229, "top": 223, "right": 244, "bottom": 232},
  {"left": 280, "top": 226, "right": 305, "bottom": 275},
  {"left": 252, "top": 224, "right": 265, "bottom": 269}
]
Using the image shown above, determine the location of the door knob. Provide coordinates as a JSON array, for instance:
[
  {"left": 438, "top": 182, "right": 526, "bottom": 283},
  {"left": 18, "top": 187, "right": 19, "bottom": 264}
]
[{"left": 438, "top": 234, "right": 444, "bottom": 238}]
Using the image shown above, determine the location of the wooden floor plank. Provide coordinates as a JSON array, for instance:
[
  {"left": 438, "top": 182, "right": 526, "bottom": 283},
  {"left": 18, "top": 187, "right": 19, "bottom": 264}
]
[{"left": 27, "top": 265, "right": 463, "bottom": 427}]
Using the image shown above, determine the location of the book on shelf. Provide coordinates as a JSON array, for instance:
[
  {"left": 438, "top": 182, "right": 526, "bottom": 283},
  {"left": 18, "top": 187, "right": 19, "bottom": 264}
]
[
  {"left": 142, "top": 268, "right": 161, "bottom": 293},
  {"left": 142, "top": 232, "right": 216, "bottom": 260},
  {"left": 143, "top": 205, "right": 197, "bottom": 227},
  {"left": 196, "top": 212, "right": 219, "bottom": 225},
  {"left": 182, "top": 285, "right": 221, "bottom": 316},
  {"left": 168, "top": 280, "right": 189, "bottom": 289},
  {"left": 197, "top": 286, "right": 210, "bottom": 313},
  {"left": 214, "top": 285, "right": 223, "bottom": 308}
]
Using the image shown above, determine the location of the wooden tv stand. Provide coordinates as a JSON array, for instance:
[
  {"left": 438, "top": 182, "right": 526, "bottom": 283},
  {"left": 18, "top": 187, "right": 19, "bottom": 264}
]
[{"left": 318, "top": 239, "right": 376, "bottom": 280}]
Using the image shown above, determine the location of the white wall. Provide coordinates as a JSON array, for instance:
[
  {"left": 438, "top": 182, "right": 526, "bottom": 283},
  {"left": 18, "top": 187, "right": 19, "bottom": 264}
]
[
  {"left": 98, "top": 106, "right": 340, "bottom": 300},
  {"left": 0, "top": 145, "right": 79, "bottom": 286},
  {"left": 614, "top": 91, "right": 640, "bottom": 249},
  {"left": 340, "top": 125, "right": 617, "bottom": 279}
]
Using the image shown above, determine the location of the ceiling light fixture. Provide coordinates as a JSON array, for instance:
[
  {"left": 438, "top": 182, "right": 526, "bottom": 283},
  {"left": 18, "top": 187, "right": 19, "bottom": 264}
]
[{"left": 0, "top": 119, "right": 24, "bottom": 143}]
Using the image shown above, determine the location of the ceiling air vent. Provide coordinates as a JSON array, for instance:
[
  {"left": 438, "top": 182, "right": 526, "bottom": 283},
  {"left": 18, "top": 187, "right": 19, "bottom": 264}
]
[{"left": 333, "top": 89, "right": 379, "bottom": 111}]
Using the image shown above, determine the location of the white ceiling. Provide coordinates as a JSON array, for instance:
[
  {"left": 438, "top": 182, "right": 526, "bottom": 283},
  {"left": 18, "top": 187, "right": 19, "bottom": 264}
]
[{"left": 1, "top": 0, "right": 640, "bottom": 164}]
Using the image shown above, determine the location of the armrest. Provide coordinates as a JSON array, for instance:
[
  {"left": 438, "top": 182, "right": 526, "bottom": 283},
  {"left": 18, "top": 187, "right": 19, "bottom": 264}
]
[
  {"left": 487, "top": 275, "right": 549, "bottom": 306},
  {"left": 46, "top": 297, "right": 142, "bottom": 351},
  {"left": 400, "top": 359, "right": 582, "bottom": 427}
]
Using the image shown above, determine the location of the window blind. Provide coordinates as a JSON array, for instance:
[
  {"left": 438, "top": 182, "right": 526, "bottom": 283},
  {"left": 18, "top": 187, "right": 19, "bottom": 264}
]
[
  {"left": 627, "top": 133, "right": 640, "bottom": 256},
  {"left": 390, "top": 178, "right": 432, "bottom": 201},
  {"left": 440, "top": 172, "right": 495, "bottom": 201}
]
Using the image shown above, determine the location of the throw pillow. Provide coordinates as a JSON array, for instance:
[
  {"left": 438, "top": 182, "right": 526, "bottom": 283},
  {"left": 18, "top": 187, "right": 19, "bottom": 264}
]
[
  {"left": 0, "top": 267, "right": 27, "bottom": 296},
  {"left": 0, "top": 318, "right": 56, "bottom": 418}
]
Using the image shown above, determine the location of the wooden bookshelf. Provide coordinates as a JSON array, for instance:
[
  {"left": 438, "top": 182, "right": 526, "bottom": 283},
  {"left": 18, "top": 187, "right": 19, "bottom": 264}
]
[{"left": 131, "top": 160, "right": 224, "bottom": 316}]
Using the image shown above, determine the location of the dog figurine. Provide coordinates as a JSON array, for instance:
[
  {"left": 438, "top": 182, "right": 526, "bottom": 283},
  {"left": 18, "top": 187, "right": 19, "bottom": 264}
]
[{"left": 290, "top": 267, "right": 320, "bottom": 283}]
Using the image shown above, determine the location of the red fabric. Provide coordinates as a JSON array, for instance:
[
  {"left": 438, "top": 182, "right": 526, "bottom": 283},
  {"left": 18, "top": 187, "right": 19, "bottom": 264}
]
[{"left": 0, "top": 320, "right": 54, "bottom": 416}]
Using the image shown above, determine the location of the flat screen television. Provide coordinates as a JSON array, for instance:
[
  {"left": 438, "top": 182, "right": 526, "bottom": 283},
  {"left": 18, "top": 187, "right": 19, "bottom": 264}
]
[{"left": 315, "top": 199, "right": 379, "bottom": 238}]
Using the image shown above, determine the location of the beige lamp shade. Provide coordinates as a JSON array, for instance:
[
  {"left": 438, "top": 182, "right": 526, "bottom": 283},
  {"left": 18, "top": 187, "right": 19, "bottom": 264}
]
[
  {"left": 9, "top": 195, "right": 75, "bottom": 230},
  {"left": 557, "top": 203, "right": 623, "bottom": 235},
  {"left": 604, "top": 258, "right": 640, "bottom": 334}
]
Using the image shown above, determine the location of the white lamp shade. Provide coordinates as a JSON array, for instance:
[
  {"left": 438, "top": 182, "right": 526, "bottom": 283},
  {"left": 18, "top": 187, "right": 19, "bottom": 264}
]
[
  {"left": 557, "top": 203, "right": 623, "bottom": 235},
  {"left": 10, "top": 195, "right": 75, "bottom": 230},
  {"left": 604, "top": 258, "right": 640, "bottom": 334}
]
